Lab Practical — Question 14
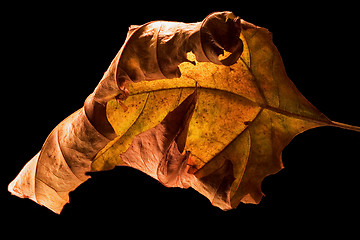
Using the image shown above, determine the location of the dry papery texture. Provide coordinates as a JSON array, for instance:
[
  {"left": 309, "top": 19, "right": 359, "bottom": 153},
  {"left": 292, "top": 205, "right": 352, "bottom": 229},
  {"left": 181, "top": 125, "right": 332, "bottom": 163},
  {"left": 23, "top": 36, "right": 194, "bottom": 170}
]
[{"left": 9, "top": 11, "right": 360, "bottom": 214}]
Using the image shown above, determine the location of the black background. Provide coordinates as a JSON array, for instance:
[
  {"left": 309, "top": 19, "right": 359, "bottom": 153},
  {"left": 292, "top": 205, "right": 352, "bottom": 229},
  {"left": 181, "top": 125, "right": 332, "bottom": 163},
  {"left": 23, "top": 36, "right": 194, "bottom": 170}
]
[{"left": 2, "top": 1, "right": 359, "bottom": 236}]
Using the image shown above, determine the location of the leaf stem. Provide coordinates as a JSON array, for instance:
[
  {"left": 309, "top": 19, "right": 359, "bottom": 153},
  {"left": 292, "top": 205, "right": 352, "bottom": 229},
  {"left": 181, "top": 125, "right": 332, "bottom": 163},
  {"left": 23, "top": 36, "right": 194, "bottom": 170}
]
[{"left": 329, "top": 121, "right": 360, "bottom": 133}]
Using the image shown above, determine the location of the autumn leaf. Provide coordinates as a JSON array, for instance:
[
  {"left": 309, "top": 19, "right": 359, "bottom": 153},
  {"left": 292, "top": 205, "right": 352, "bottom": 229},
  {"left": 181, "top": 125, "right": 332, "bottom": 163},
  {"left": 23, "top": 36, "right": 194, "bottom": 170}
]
[{"left": 9, "top": 11, "right": 360, "bottom": 213}]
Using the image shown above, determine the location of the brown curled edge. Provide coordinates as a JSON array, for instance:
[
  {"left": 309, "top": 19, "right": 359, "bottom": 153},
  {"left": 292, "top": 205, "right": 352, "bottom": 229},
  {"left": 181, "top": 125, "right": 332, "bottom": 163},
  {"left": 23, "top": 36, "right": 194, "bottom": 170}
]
[{"left": 9, "top": 11, "right": 243, "bottom": 214}]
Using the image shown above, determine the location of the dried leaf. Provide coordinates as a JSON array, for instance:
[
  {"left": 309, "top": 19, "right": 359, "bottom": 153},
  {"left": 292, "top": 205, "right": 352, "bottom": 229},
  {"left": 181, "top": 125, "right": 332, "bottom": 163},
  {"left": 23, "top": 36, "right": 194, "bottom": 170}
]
[{"left": 9, "top": 11, "right": 360, "bottom": 213}]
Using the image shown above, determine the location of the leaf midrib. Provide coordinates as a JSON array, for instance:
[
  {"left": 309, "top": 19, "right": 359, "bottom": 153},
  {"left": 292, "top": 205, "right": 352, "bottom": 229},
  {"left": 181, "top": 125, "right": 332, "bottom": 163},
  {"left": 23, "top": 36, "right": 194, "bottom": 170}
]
[{"left": 128, "top": 83, "right": 333, "bottom": 128}]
